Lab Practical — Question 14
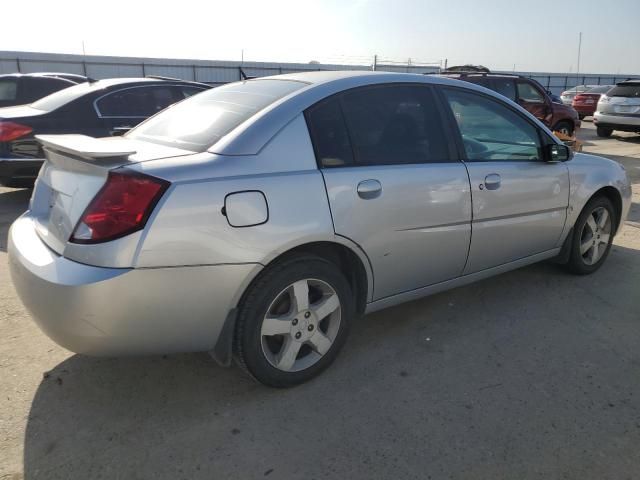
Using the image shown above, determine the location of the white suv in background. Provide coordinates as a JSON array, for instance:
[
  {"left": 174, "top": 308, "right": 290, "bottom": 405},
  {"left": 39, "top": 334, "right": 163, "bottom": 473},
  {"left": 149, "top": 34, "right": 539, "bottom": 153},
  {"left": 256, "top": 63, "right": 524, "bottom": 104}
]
[{"left": 594, "top": 80, "right": 640, "bottom": 137}]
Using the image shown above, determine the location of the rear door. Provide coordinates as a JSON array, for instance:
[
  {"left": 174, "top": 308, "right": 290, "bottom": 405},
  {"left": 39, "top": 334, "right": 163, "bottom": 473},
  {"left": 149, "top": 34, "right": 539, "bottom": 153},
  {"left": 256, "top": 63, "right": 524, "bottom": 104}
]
[
  {"left": 306, "top": 83, "right": 472, "bottom": 300},
  {"left": 440, "top": 86, "right": 569, "bottom": 273},
  {"left": 94, "top": 85, "right": 182, "bottom": 136}
]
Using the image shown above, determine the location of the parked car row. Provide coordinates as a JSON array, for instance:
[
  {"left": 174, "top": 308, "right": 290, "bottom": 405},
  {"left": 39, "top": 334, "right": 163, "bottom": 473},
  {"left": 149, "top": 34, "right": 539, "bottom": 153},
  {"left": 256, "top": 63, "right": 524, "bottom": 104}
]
[
  {"left": 0, "top": 75, "right": 210, "bottom": 187},
  {"left": 7, "top": 70, "right": 632, "bottom": 386}
]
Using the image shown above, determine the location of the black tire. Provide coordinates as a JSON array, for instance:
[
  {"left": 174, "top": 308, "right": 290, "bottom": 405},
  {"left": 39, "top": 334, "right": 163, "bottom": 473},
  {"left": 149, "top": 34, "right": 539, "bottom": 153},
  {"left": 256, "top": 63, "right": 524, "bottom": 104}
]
[
  {"left": 565, "top": 196, "right": 616, "bottom": 275},
  {"left": 553, "top": 121, "right": 575, "bottom": 137},
  {"left": 578, "top": 114, "right": 586, "bottom": 120},
  {"left": 596, "top": 126, "right": 613, "bottom": 138},
  {"left": 234, "top": 254, "right": 353, "bottom": 387}
]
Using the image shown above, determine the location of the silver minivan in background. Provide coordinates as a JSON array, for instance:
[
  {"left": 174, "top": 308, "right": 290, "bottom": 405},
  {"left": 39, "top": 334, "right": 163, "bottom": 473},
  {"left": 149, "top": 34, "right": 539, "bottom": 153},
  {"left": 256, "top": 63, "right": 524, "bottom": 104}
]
[{"left": 8, "top": 72, "right": 632, "bottom": 387}]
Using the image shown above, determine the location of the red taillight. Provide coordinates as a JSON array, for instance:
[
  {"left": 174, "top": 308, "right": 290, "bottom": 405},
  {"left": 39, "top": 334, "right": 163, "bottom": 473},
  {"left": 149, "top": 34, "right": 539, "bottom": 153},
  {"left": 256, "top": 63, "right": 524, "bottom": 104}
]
[
  {"left": 70, "top": 170, "right": 169, "bottom": 244},
  {"left": 0, "top": 121, "right": 33, "bottom": 142}
]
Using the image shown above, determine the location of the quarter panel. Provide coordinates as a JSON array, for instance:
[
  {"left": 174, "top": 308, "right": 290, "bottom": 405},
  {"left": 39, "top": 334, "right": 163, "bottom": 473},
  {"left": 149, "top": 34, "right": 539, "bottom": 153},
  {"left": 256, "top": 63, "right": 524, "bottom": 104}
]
[{"left": 136, "top": 170, "right": 335, "bottom": 267}]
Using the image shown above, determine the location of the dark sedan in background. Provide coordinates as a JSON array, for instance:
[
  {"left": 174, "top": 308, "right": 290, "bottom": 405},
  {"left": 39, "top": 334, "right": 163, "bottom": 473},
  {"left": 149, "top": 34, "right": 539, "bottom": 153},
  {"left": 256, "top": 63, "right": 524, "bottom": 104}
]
[
  {"left": 0, "top": 72, "right": 90, "bottom": 108},
  {"left": 0, "top": 77, "right": 209, "bottom": 187}
]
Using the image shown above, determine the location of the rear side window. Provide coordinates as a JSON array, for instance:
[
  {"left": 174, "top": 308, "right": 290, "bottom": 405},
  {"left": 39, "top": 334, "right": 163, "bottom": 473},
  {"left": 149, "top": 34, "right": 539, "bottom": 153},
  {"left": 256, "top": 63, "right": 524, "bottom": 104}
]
[
  {"left": 0, "top": 78, "right": 18, "bottom": 100},
  {"left": 128, "top": 79, "right": 306, "bottom": 152},
  {"left": 607, "top": 84, "right": 640, "bottom": 98},
  {"left": 96, "top": 86, "right": 179, "bottom": 117},
  {"left": 305, "top": 98, "right": 354, "bottom": 167},
  {"left": 339, "top": 84, "right": 449, "bottom": 165},
  {"left": 443, "top": 88, "right": 542, "bottom": 162},
  {"left": 517, "top": 82, "right": 545, "bottom": 103},
  {"left": 492, "top": 78, "right": 517, "bottom": 101}
]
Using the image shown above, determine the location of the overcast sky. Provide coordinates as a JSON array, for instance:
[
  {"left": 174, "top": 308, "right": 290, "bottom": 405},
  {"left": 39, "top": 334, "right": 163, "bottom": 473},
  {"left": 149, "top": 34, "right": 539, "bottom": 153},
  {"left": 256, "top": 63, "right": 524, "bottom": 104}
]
[{"left": 3, "top": 0, "right": 639, "bottom": 74}]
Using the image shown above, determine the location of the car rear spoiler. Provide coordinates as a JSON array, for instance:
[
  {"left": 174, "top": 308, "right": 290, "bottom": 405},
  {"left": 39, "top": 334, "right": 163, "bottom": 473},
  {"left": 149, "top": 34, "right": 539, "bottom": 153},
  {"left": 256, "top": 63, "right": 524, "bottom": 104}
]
[{"left": 36, "top": 134, "right": 137, "bottom": 160}]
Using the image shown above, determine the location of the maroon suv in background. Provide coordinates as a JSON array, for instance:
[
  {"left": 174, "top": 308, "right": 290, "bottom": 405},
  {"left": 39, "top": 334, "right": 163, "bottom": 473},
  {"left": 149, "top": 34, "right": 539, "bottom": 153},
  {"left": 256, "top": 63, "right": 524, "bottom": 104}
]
[{"left": 437, "top": 70, "right": 581, "bottom": 135}]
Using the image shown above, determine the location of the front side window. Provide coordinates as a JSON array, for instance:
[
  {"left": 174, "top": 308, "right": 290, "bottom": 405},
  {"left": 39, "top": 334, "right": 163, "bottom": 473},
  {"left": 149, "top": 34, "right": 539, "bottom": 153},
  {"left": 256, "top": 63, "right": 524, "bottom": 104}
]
[
  {"left": 339, "top": 84, "right": 449, "bottom": 165},
  {"left": 96, "top": 86, "right": 179, "bottom": 117},
  {"left": 517, "top": 81, "right": 545, "bottom": 103},
  {"left": 443, "top": 88, "right": 542, "bottom": 162}
]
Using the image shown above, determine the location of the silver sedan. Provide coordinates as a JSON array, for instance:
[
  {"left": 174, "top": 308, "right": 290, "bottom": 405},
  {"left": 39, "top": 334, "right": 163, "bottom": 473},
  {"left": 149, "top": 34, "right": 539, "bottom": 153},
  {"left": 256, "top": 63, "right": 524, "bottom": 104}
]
[{"left": 8, "top": 72, "right": 632, "bottom": 387}]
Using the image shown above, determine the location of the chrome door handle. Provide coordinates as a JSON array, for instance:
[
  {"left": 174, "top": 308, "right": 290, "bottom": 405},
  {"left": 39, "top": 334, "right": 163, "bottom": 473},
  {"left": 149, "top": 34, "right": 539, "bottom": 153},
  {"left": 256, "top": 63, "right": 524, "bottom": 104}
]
[
  {"left": 357, "top": 179, "right": 382, "bottom": 199},
  {"left": 483, "top": 173, "right": 501, "bottom": 190}
]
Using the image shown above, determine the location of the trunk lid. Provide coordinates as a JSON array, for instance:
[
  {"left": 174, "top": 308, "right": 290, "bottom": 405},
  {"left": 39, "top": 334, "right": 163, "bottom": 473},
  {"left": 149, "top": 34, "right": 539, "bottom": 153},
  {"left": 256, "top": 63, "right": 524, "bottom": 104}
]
[{"left": 30, "top": 134, "right": 190, "bottom": 254}]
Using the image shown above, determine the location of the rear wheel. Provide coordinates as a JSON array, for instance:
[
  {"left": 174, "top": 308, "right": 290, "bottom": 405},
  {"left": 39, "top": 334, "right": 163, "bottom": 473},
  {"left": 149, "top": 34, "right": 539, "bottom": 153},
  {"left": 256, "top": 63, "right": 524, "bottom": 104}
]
[
  {"left": 235, "top": 255, "right": 353, "bottom": 387},
  {"left": 565, "top": 196, "right": 615, "bottom": 275},
  {"left": 553, "top": 121, "right": 574, "bottom": 137},
  {"left": 596, "top": 126, "right": 613, "bottom": 138}
]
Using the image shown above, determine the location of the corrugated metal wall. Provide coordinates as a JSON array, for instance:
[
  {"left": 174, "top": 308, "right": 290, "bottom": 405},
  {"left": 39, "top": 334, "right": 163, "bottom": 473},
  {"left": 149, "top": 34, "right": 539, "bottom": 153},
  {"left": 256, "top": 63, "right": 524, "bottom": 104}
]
[{"left": 1, "top": 51, "right": 637, "bottom": 94}]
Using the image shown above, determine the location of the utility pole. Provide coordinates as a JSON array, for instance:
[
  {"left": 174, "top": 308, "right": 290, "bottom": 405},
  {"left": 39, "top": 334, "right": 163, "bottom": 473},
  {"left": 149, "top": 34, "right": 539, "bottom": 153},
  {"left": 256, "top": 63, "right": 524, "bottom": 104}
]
[
  {"left": 372, "top": 54, "right": 377, "bottom": 71},
  {"left": 576, "top": 32, "right": 582, "bottom": 87}
]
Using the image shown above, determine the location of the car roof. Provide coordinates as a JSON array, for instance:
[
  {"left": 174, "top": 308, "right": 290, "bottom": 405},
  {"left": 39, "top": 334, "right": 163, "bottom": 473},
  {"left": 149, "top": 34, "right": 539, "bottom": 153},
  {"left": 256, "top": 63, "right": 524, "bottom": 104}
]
[{"left": 212, "top": 70, "right": 555, "bottom": 156}]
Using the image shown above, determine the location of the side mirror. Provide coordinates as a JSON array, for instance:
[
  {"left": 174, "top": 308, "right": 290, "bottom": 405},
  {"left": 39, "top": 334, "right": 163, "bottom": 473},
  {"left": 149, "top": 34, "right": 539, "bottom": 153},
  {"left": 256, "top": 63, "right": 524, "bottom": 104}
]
[{"left": 546, "top": 143, "right": 572, "bottom": 162}]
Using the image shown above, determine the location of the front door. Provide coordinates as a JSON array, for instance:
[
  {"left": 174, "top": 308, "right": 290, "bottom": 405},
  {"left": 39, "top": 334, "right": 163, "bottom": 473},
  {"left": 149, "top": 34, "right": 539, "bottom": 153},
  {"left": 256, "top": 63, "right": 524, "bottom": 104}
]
[
  {"left": 440, "top": 87, "right": 569, "bottom": 273},
  {"left": 305, "top": 83, "right": 472, "bottom": 300},
  {"left": 516, "top": 80, "right": 553, "bottom": 127}
]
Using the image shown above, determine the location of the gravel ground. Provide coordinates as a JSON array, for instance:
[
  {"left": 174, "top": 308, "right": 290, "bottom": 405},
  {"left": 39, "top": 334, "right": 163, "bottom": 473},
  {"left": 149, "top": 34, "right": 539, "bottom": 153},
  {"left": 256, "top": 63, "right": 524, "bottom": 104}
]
[{"left": 1, "top": 121, "right": 639, "bottom": 480}]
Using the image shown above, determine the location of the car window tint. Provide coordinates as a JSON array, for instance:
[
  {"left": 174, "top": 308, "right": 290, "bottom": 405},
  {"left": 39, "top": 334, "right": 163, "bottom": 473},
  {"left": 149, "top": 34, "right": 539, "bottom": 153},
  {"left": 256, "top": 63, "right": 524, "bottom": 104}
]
[
  {"left": 181, "top": 86, "right": 207, "bottom": 98},
  {"left": 97, "top": 86, "right": 178, "bottom": 117},
  {"left": 517, "top": 82, "right": 545, "bottom": 103},
  {"left": 492, "top": 78, "right": 517, "bottom": 101},
  {"left": 0, "top": 78, "right": 18, "bottom": 100},
  {"left": 127, "top": 79, "right": 306, "bottom": 152},
  {"left": 444, "top": 88, "right": 541, "bottom": 162},
  {"left": 340, "top": 85, "right": 449, "bottom": 165},
  {"left": 607, "top": 84, "right": 640, "bottom": 98},
  {"left": 305, "top": 97, "right": 354, "bottom": 168},
  {"left": 21, "top": 77, "right": 73, "bottom": 103}
]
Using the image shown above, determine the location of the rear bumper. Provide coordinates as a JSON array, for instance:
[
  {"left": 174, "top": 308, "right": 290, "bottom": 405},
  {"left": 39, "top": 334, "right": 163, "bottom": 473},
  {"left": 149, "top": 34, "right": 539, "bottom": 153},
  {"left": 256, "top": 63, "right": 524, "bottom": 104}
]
[
  {"left": 573, "top": 104, "right": 596, "bottom": 116},
  {"left": 0, "top": 157, "right": 43, "bottom": 186},
  {"left": 594, "top": 112, "right": 640, "bottom": 131},
  {"left": 8, "top": 215, "right": 260, "bottom": 356}
]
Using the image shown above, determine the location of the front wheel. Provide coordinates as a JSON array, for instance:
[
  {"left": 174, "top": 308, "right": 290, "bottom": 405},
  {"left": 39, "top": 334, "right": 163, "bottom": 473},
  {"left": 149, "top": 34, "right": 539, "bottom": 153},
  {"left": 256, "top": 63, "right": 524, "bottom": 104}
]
[
  {"left": 553, "top": 121, "right": 575, "bottom": 137},
  {"left": 565, "top": 196, "right": 616, "bottom": 275},
  {"left": 596, "top": 126, "right": 613, "bottom": 138},
  {"left": 234, "top": 255, "right": 353, "bottom": 387}
]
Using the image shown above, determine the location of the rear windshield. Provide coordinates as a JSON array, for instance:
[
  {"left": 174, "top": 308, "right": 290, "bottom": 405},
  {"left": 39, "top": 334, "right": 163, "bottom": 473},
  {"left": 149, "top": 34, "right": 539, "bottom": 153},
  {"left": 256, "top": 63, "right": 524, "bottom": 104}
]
[
  {"left": 607, "top": 84, "right": 640, "bottom": 98},
  {"left": 31, "top": 81, "right": 100, "bottom": 111},
  {"left": 127, "top": 79, "right": 306, "bottom": 152},
  {"left": 586, "top": 85, "right": 613, "bottom": 94},
  {"left": 0, "top": 78, "right": 18, "bottom": 100}
]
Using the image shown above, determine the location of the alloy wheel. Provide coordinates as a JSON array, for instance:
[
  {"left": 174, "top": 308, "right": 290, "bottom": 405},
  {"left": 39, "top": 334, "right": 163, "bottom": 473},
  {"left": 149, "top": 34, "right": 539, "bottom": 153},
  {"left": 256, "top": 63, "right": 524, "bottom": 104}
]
[
  {"left": 260, "top": 278, "right": 341, "bottom": 372},
  {"left": 579, "top": 206, "right": 612, "bottom": 265}
]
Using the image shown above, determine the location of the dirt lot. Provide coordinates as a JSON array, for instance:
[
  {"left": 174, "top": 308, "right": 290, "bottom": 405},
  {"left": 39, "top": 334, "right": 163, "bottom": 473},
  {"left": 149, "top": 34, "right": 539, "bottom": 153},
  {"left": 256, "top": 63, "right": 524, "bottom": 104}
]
[{"left": 1, "top": 122, "right": 639, "bottom": 480}]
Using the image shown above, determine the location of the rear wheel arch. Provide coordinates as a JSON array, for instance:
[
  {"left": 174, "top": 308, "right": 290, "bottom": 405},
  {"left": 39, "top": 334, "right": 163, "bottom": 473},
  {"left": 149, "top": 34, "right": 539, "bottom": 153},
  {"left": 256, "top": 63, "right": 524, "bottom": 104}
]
[{"left": 253, "top": 241, "right": 371, "bottom": 316}]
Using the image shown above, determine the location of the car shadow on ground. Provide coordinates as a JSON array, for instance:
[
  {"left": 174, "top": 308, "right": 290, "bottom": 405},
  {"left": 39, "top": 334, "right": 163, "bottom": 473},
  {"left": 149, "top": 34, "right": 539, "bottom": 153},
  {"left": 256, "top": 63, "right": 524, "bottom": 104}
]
[
  {"left": 0, "top": 188, "right": 30, "bottom": 252},
  {"left": 21, "top": 240, "right": 640, "bottom": 479}
]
